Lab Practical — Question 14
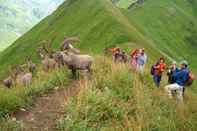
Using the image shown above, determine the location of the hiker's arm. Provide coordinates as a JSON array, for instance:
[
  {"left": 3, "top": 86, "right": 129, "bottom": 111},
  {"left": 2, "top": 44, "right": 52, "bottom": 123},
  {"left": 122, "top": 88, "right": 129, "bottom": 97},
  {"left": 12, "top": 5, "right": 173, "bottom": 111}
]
[
  {"left": 183, "top": 72, "right": 189, "bottom": 82},
  {"left": 173, "top": 71, "right": 183, "bottom": 78},
  {"left": 144, "top": 54, "right": 147, "bottom": 63},
  {"left": 154, "top": 65, "right": 160, "bottom": 69}
]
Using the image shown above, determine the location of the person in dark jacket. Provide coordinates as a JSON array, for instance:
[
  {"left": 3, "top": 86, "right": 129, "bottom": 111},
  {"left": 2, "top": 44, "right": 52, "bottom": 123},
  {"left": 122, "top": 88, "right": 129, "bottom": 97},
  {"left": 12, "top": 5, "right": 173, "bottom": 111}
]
[
  {"left": 165, "top": 60, "right": 189, "bottom": 101},
  {"left": 167, "top": 61, "right": 179, "bottom": 84}
]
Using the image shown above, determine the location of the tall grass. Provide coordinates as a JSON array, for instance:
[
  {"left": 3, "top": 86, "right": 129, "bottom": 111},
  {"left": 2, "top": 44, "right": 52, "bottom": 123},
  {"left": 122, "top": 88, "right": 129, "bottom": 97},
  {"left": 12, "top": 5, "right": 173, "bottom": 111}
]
[
  {"left": 0, "top": 117, "right": 23, "bottom": 131},
  {"left": 57, "top": 56, "right": 197, "bottom": 131},
  {"left": 0, "top": 68, "right": 70, "bottom": 129}
]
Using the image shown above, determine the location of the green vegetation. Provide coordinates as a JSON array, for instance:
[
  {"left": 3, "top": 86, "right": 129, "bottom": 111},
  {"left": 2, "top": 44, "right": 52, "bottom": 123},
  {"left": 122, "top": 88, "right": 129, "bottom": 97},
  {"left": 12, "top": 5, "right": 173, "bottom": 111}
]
[
  {"left": 0, "top": 67, "right": 70, "bottom": 130},
  {"left": 0, "top": 0, "right": 158, "bottom": 78},
  {"left": 57, "top": 56, "right": 197, "bottom": 130},
  {"left": 123, "top": 0, "right": 197, "bottom": 71},
  {"left": 0, "top": 118, "right": 22, "bottom": 131},
  {"left": 0, "top": 68, "right": 69, "bottom": 118},
  {"left": 1, "top": 0, "right": 197, "bottom": 76},
  {"left": 0, "top": 0, "right": 197, "bottom": 129}
]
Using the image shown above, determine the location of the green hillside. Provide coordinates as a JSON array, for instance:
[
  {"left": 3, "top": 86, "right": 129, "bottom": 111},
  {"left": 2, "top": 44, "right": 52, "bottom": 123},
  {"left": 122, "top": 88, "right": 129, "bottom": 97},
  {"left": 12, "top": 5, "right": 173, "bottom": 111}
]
[
  {"left": 0, "top": 0, "right": 197, "bottom": 77},
  {"left": 124, "top": 0, "right": 197, "bottom": 70},
  {"left": 0, "top": 0, "right": 157, "bottom": 78},
  {"left": 0, "top": 0, "right": 197, "bottom": 130}
]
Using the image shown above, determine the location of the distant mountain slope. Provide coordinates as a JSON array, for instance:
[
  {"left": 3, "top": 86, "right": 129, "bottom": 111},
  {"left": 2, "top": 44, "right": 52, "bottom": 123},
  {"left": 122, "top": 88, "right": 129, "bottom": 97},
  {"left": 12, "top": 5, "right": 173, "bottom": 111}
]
[
  {"left": 123, "top": 0, "right": 197, "bottom": 69},
  {"left": 0, "top": 0, "right": 196, "bottom": 78},
  {"left": 0, "top": 0, "right": 64, "bottom": 51}
]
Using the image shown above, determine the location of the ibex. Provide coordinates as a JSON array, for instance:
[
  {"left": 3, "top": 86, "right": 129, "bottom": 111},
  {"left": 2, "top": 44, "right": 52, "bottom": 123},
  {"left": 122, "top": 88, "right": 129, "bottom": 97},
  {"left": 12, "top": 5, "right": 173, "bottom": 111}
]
[
  {"left": 37, "top": 45, "right": 57, "bottom": 72},
  {"left": 28, "top": 61, "right": 36, "bottom": 74},
  {"left": 3, "top": 77, "right": 13, "bottom": 88},
  {"left": 3, "top": 67, "right": 16, "bottom": 88},
  {"left": 25, "top": 57, "right": 36, "bottom": 74},
  {"left": 58, "top": 51, "right": 93, "bottom": 77},
  {"left": 15, "top": 65, "right": 32, "bottom": 87}
]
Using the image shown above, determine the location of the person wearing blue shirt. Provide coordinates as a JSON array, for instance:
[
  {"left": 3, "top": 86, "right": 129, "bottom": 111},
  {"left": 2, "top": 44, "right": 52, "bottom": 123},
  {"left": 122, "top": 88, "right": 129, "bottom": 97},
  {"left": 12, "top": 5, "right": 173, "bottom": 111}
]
[
  {"left": 136, "top": 48, "right": 147, "bottom": 73},
  {"left": 165, "top": 60, "right": 189, "bottom": 101},
  {"left": 167, "top": 61, "right": 179, "bottom": 84}
]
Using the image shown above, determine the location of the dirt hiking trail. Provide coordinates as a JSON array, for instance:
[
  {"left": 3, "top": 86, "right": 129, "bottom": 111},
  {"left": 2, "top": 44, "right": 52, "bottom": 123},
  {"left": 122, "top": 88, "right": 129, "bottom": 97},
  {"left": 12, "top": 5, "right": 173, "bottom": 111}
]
[{"left": 12, "top": 81, "right": 79, "bottom": 131}]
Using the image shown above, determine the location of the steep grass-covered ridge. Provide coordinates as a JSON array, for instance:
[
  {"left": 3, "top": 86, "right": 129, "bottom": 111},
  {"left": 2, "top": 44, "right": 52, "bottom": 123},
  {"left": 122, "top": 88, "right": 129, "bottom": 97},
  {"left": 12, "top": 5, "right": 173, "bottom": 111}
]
[
  {"left": 0, "top": 0, "right": 197, "bottom": 77},
  {"left": 0, "top": 0, "right": 197, "bottom": 129}
]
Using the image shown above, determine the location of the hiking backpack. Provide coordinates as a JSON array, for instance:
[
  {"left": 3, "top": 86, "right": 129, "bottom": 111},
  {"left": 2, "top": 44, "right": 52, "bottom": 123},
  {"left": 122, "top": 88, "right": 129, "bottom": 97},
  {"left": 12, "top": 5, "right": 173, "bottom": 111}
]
[
  {"left": 150, "top": 65, "right": 155, "bottom": 75},
  {"left": 150, "top": 63, "right": 159, "bottom": 75},
  {"left": 185, "top": 71, "right": 195, "bottom": 86}
]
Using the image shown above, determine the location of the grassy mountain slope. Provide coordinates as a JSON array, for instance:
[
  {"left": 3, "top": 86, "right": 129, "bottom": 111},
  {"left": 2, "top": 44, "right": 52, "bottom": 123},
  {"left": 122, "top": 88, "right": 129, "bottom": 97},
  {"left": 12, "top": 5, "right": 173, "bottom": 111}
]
[
  {"left": 0, "top": 0, "right": 160, "bottom": 78},
  {"left": 123, "top": 0, "right": 197, "bottom": 70},
  {"left": 57, "top": 57, "right": 197, "bottom": 130},
  {"left": 0, "top": 0, "right": 197, "bottom": 77},
  {"left": 0, "top": 0, "right": 196, "bottom": 83},
  {"left": 0, "top": 0, "right": 197, "bottom": 129}
]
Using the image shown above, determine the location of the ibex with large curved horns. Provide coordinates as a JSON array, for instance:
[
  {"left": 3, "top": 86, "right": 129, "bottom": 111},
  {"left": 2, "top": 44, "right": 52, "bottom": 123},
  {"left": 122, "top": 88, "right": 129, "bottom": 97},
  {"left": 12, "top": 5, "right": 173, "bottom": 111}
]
[
  {"left": 60, "top": 36, "right": 80, "bottom": 54},
  {"left": 57, "top": 51, "right": 93, "bottom": 77}
]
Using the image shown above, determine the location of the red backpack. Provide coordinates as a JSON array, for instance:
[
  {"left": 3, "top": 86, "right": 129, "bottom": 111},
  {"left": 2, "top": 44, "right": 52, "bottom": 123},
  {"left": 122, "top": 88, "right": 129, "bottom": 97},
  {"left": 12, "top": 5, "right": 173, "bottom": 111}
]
[{"left": 185, "top": 71, "right": 195, "bottom": 86}]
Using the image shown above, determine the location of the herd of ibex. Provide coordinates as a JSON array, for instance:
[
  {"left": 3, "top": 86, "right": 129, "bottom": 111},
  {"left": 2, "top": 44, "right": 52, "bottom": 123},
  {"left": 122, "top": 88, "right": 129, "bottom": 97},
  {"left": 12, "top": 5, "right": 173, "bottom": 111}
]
[{"left": 2, "top": 37, "right": 93, "bottom": 88}]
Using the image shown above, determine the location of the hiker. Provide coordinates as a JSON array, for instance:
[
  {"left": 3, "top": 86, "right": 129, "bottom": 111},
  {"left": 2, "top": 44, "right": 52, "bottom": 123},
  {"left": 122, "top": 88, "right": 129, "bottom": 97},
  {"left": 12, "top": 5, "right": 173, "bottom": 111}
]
[
  {"left": 136, "top": 48, "right": 147, "bottom": 72},
  {"left": 110, "top": 47, "right": 120, "bottom": 62},
  {"left": 167, "top": 61, "right": 179, "bottom": 84},
  {"left": 165, "top": 60, "right": 189, "bottom": 101},
  {"left": 121, "top": 52, "right": 128, "bottom": 63},
  {"left": 130, "top": 49, "right": 139, "bottom": 69},
  {"left": 152, "top": 57, "right": 166, "bottom": 87}
]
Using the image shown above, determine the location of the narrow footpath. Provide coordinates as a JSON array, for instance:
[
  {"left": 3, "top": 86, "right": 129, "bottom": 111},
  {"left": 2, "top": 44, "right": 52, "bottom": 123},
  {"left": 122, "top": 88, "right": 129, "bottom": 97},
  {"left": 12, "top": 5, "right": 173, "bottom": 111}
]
[{"left": 12, "top": 81, "right": 79, "bottom": 131}]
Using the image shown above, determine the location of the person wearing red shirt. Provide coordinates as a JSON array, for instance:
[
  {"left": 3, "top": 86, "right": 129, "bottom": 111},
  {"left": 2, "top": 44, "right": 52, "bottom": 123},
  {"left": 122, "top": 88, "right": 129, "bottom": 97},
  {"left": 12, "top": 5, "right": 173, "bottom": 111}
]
[
  {"left": 130, "top": 49, "right": 139, "bottom": 70},
  {"left": 153, "top": 57, "right": 166, "bottom": 87}
]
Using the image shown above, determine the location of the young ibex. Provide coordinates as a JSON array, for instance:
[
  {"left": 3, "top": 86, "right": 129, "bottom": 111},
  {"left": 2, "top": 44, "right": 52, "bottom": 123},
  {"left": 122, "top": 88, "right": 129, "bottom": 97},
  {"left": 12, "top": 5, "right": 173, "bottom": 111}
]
[
  {"left": 37, "top": 45, "right": 57, "bottom": 72},
  {"left": 3, "top": 67, "right": 16, "bottom": 88},
  {"left": 3, "top": 77, "right": 13, "bottom": 88},
  {"left": 15, "top": 65, "right": 32, "bottom": 87},
  {"left": 25, "top": 57, "right": 36, "bottom": 74}
]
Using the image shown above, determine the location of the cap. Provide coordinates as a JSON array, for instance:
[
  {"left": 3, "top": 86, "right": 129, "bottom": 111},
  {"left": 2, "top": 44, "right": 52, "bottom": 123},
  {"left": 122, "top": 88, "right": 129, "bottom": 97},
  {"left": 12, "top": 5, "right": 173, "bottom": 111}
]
[
  {"left": 180, "top": 60, "right": 188, "bottom": 66},
  {"left": 172, "top": 61, "right": 177, "bottom": 65}
]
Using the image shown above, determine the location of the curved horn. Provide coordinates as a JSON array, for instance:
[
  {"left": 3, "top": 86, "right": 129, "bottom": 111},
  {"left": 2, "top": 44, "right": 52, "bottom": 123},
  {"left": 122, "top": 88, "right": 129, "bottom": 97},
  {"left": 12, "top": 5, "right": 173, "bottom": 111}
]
[{"left": 61, "top": 36, "right": 79, "bottom": 51}]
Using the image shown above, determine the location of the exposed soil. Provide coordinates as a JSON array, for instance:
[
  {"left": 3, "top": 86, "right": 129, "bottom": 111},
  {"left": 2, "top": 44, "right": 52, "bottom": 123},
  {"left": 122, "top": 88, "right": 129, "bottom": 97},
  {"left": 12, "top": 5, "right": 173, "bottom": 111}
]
[{"left": 12, "top": 81, "right": 79, "bottom": 131}]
